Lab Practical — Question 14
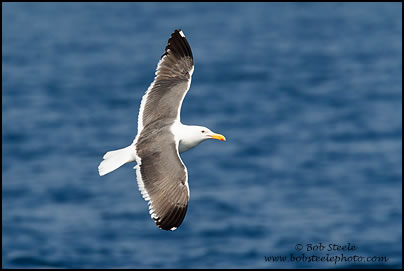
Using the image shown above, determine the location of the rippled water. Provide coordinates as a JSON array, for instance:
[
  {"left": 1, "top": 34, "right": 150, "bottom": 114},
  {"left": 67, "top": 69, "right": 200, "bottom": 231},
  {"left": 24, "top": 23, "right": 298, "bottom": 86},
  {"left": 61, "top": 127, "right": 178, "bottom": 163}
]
[{"left": 2, "top": 2, "right": 402, "bottom": 268}]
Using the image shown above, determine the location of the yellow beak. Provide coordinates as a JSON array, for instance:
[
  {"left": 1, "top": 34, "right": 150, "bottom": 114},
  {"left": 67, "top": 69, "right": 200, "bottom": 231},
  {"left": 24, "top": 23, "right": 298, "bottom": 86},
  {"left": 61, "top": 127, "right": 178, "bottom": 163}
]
[{"left": 208, "top": 133, "right": 226, "bottom": 141}]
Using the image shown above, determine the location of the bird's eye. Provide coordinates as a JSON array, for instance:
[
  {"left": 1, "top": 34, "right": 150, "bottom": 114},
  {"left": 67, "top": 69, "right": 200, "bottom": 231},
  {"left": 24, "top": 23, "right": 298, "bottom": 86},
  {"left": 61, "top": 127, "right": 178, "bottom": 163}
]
[{"left": 201, "top": 130, "right": 205, "bottom": 133}]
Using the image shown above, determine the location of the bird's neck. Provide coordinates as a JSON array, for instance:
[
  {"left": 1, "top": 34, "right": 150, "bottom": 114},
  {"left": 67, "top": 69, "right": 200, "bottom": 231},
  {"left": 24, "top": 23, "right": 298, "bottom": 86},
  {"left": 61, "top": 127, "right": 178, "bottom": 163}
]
[{"left": 172, "top": 122, "right": 204, "bottom": 153}]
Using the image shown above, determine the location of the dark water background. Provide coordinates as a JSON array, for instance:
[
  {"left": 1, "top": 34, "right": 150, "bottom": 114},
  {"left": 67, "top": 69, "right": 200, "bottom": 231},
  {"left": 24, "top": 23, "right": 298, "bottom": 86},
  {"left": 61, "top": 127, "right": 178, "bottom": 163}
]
[{"left": 2, "top": 2, "right": 402, "bottom": 268}]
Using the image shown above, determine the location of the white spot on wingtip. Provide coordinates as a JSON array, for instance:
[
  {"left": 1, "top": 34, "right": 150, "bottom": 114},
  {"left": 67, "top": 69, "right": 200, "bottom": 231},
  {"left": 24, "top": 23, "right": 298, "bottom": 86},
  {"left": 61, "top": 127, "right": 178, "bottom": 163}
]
[
  {"left": 170, "top": 227, "right": 177, "bottom": 231},
  {"left": 179, "top": 30, "right": 185, "bottom": 37}
]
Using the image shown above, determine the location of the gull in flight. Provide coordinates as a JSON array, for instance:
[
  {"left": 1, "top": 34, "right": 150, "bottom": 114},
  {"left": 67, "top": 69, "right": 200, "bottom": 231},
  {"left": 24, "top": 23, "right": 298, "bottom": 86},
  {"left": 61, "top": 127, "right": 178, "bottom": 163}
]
[{"left": 98, "top": 29, "right": 226, "bottom": 231}]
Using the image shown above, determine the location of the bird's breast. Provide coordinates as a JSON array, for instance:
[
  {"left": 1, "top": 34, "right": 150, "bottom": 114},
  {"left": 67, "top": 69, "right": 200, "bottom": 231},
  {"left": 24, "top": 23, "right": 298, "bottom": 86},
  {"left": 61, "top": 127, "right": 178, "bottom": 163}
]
[{"left": 178, "top": 139, "right": 199, "bottom": 153}]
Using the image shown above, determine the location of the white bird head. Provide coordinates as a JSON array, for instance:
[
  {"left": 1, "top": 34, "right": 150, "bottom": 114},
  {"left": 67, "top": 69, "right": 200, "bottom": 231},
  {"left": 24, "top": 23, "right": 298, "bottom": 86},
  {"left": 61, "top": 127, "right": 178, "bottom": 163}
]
[
  {"left": 190, "top": 125, "right": 226, "bottom": 142},
  {"left": 176, "top": 125, "right": 226, "bottom": 153}
]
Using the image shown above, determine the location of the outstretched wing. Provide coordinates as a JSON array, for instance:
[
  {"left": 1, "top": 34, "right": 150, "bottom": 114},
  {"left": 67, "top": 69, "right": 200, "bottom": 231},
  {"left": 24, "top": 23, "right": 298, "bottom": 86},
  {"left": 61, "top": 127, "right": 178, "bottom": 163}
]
[
  {"left": 135, "top": 124, "right": 189, "bottom": 231},
  {"left": 136, "top": 29, "right": 194, "bottom": 137}
]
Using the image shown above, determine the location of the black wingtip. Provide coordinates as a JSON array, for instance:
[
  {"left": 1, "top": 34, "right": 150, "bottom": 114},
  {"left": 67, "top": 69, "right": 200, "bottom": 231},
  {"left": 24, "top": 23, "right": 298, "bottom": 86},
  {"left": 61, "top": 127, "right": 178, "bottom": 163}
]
[
  {"left": 154, "top": 204, "right": 188, "bottom": 231},
  {"left": 162, "top": 29, "right": 193, "bottom": 60}
]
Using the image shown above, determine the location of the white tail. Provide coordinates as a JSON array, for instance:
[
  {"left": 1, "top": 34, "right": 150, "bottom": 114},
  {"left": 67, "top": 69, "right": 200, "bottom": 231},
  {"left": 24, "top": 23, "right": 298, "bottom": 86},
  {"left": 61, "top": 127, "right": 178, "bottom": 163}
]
[{"left": 98, "top": 146, "right": 136, "bottom": 176}]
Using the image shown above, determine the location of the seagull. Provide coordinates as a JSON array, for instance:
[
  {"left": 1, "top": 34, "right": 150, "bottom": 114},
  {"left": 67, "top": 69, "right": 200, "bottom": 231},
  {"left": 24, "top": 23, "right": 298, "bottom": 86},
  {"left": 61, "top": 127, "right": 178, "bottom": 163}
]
[{"left": 98, "top": 29, "right": 226, "bottom": 231}]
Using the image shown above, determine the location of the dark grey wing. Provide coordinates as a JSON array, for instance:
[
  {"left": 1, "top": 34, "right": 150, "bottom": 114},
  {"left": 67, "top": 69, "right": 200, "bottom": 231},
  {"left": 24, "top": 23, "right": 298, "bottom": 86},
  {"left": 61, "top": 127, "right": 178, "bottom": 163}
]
[
  {"left": 135, "top": 124, "right": 189, "bottom": 231},
  {"left": 136, "top": 29, "right": 194, "bottom": 134}
]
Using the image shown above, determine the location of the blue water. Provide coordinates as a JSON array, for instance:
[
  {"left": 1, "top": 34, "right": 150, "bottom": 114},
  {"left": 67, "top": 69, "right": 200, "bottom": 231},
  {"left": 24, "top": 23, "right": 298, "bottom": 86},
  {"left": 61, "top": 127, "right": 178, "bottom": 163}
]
[{"left": 2, "top": 2, "right": 402, "bottom": 269}]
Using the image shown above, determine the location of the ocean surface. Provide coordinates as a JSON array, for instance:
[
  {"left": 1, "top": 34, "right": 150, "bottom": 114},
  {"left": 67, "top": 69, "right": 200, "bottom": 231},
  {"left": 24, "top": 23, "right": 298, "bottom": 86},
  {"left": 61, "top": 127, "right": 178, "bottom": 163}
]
[{"left": 2, "top": 2, "right": 402, "bottom": 269}]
